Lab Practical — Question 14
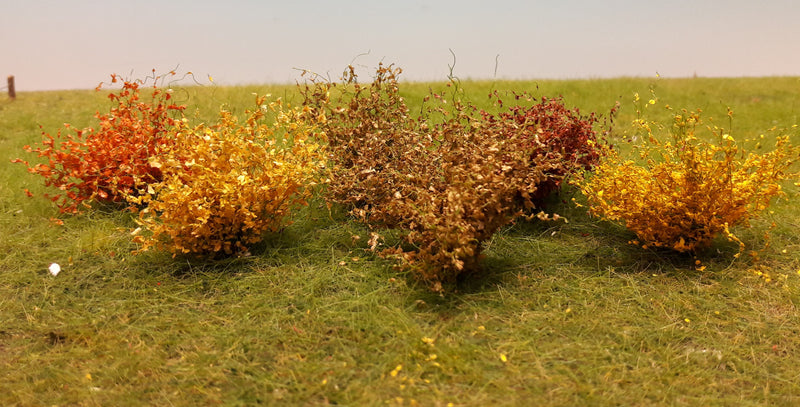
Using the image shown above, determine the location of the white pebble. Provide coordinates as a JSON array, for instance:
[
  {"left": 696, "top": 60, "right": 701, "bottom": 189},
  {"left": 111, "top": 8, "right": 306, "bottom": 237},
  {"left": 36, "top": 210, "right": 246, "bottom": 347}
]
[{"left": 48, "top": 263, "right": 61, "bottom": 276}]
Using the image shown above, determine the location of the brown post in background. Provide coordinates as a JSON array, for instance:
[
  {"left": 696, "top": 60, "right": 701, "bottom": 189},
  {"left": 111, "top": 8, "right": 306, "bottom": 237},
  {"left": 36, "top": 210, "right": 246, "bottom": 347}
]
[{"left": 7, "top": 75, "right": 16, "bottom": 100}]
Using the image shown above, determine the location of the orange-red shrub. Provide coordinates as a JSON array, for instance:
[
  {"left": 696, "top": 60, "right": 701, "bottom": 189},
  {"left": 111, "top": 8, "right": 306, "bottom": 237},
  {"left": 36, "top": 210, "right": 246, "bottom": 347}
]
[{"left": 12, "top": 72, "right": 185, "bottom": 214}]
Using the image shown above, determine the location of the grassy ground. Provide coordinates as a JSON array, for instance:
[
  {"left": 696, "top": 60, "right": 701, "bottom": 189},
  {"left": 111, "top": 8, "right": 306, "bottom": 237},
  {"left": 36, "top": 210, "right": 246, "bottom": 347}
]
[{"left": 2, "top": 76, "right": 800, "bottom": 406}]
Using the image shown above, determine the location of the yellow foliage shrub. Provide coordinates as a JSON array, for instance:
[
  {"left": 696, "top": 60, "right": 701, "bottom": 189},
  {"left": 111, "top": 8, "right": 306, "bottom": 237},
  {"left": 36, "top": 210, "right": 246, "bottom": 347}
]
[
  {"left": 128, "top": 96, "right": 326, "bottom": 256},
  {"left": 578, "top": 106, "right": 798, "bottom": 253}
]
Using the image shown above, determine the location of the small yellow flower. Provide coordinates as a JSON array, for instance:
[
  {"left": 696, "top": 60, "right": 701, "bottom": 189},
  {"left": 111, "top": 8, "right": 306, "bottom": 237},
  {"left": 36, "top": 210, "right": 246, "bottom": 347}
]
[{"left": 499, "top": 353, "right": 508, "bottom": 363}]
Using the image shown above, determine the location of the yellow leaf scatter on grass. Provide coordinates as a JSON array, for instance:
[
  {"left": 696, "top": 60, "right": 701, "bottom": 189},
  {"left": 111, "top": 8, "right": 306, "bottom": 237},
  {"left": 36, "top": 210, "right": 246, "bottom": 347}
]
[{"left": 389, "top": 364, "right": 403, "bottom": 377}]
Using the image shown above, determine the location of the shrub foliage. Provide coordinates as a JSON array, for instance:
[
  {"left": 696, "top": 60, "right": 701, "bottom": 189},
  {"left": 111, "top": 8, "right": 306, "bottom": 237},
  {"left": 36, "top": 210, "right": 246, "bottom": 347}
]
[
  {"left": 578, "top": 104, "right": 798, "bottom": 253},
  {"left": 299, "top": 65, "right": 421, "bottom": 228},
  {"left": 301, "top": 65, "right": 600, "bottom": 290},
  {"left": 128, "top": 96, "right": 326, "bottom": 256},
  {"left": 12, "top": 72, "right": 185, "bottom": 214},
  {"left": 486, "top": 91, "right": 603, "bottom": 205}
]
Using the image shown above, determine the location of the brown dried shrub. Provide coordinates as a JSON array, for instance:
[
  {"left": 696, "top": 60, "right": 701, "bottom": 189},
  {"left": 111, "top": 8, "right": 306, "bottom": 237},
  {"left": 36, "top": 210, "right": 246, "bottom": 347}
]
[{"left": 301, "top": 64, "right": 597, "bottom": 291}]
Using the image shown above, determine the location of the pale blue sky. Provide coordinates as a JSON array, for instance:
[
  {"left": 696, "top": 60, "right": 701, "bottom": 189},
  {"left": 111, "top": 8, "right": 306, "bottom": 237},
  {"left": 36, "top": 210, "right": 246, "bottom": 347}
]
[{"left": 2, "top": 0, "right": 799, "bottom": 91}]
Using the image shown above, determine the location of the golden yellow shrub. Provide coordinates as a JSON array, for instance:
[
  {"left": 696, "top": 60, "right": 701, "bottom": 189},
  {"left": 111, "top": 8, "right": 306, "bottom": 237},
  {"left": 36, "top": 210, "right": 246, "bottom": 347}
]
[
  {"left": 128, "top": 96, "right": 326, "bottom": 256},
  {"left": 578, "top": 106, "right": 798, "bottom": 253}
]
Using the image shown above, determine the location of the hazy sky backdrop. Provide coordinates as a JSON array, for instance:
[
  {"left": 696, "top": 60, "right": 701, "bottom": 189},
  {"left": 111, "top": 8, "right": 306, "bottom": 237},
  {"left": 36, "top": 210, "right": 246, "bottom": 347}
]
[{"left": 2, "top": 0, "right": 800, "bottom": 91}]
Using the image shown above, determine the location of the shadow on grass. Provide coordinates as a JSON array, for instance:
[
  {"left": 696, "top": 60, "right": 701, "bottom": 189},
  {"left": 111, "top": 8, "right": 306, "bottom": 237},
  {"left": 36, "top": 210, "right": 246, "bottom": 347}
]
[
  {"left": 122, "top": 188, "right": 757, "bottom": 311},
  {"left": 482, "top": 192, "right": 752, "bottom": 283}
]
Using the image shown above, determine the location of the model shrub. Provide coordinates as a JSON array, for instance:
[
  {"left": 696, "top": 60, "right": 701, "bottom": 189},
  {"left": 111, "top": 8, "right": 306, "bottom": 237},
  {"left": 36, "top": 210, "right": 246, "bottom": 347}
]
[
  {"left": 128, "top": 96, "right": 326, "bottom": 256},
  {"left": 486, "top": 92, "right": 604, "bottom": 205},
  {"left": 301, "top": 65, "right": 591, "bottom": 291},
  {"left": 379, "top": 112, "right": 557, "bottom": 291},
  {"left": 299, "top": 64, "right": 424, "bottom": 228},
  {"left": 13, "top": 72, "right": 185, "bottom": 214},
  {"left": 578, "top": 104, "right": 798, "bottom": 253}
]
